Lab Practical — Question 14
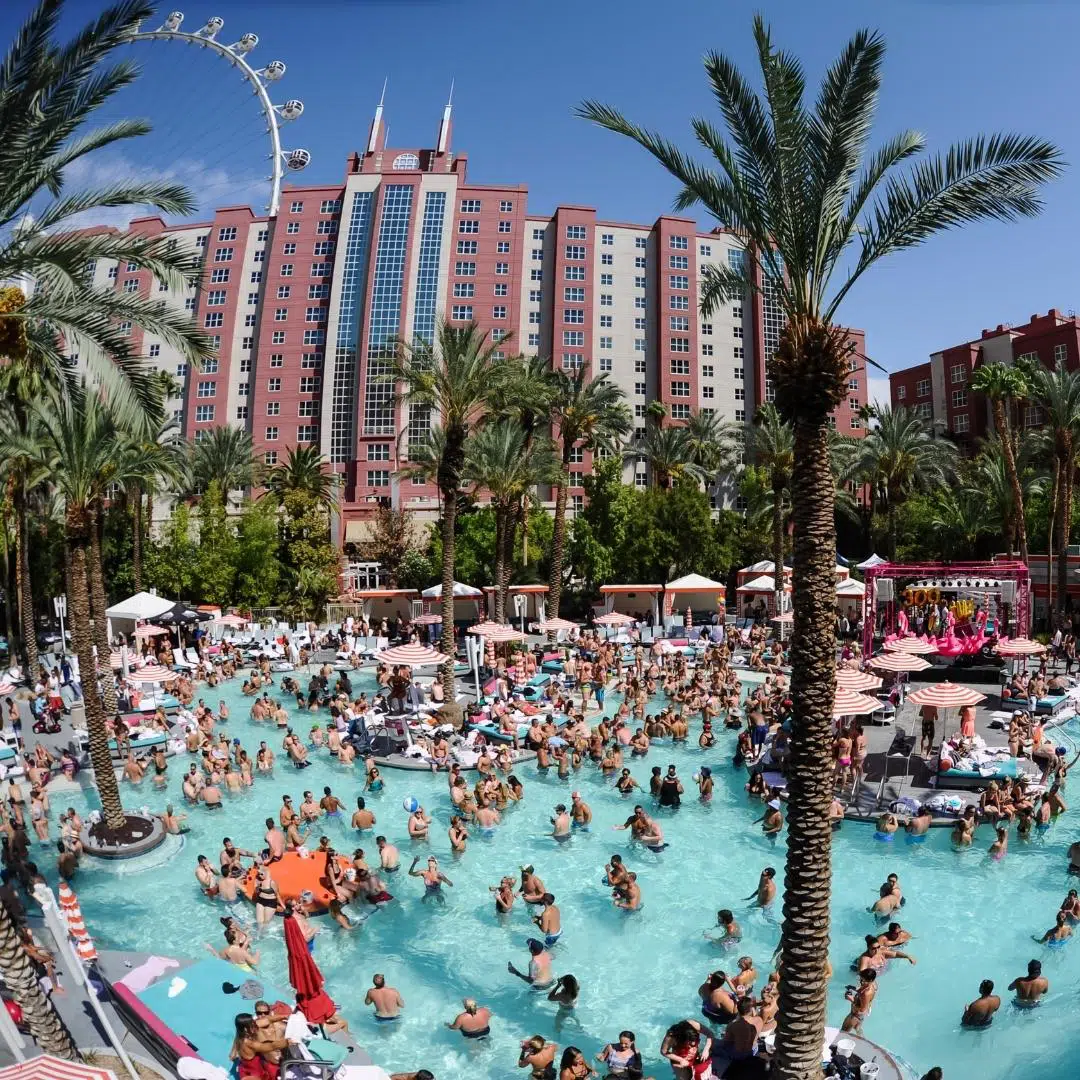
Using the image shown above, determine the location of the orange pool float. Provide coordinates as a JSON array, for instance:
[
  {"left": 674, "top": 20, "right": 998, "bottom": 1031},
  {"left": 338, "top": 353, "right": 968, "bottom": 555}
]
[{"left": 241, "top": 850, "right": 353, "bottom": 912}]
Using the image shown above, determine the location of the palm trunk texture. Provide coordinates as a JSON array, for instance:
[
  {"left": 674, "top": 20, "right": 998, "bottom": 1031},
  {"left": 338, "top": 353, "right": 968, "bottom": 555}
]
[
  {"left": 15, "top": 486, "right": 37, "bottom": 679},
  {"left": 89, "top": 504, "right": 117, "bottom": 719},
  {"left": 1057, "top": 444, "right": 1073, "bottom": 613},
  {"left": 772, "top": 477, "right": 785, "bottom": 614},
  {"left": 492, "top": 509, "right": 507, "bottom": 624},
  {"left": 994, "top": 400, "right": 1028, "bottom": 564},
  {"left": 548, "top": 476, "right": 570, "bottom": 622},
  {"left": 132, "top": 484, "right": 143, "bottom": 592}
]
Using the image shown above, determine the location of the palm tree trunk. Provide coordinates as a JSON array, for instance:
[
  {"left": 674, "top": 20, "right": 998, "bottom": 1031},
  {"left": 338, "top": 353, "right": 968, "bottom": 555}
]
[
  {"left": 548, "top": 472, "right": 570, "bottom": 622},
  {"left": 1048, "top": 463, "right": 1060, "bottom": 622},
  {"left": 14, "top": 484, "right": 38, "bottom": 680},
  {"left": 1057, "top": 445, "right": 1073, "bottom": 613},
  {"left": 499, "top": 507, "right": 516, "bottom": 626},
  {"left": 773, "top": 416, "right": 836, "bottom": 1080},
  {"left": 89, "top": 503, "right": 117, "bottom": 720},
  {"left": 492, "top": 509, "right": 507, "bottom": 624},
  {"left": 132, "top": 483, "right": 143, "bottom": 592},
  {"left": 772, "top": 475, "right": 785, "bottom": 616},
  {"left": 67, "top": 513, "right": 126, "bottom": 832},
  {"left": 2, "top": 524, "right": 14, "bottom": 662},
  {"left": 887, "top": 501, "right": 899, "bottom": 561},
  {"left": 0, "top": 901, "right": 78, "bottom": 1059},
  {"left": 994, "top": 401, "right": 1028, "bottom": 564},
  {"left": 438, "top": 485, "right": 458, "bottom": 703}
]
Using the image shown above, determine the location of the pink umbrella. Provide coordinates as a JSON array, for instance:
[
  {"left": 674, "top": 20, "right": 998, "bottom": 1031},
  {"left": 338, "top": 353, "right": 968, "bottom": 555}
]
[
  {"left": 376, "top": 643, "right": 450, "bottom": 666},
  {"left": 905, "top": 682, "right": 986, "bottom": 709},
  {"left": 484, "top": 624, "right": 526, "bottom": 642},
  {"left": 994, "top": 637, "right": 1046, "bottom": 657},
  {"left": 413, "top": 613, "right": 443, "bottom": 625},
  {"left": 468, "top": 620, "right": 512, "bottom": 636},
  {"left": 832, "top": 687, "right": 881, "bottom": 717},
  {"left": 0, "top": 1057, "right": 119, "bottom": 1080},
  {"left": 537, "top": 617, "right": 578, "bottom": 632},
  {"left": 870, "top": 652, "right": 932, "bottom": 672},
  {"left": 0, "top": 680, "right": 15, "bottom": 695},
  {"left": 133, "top": 623, "right": 169, "bottom": 637},
  {"left": 835, "top": 669, "right": 883, "bottom": 691},
  {"left": 213, "top": 613, "right": 250, "bottom": 627},
  {"left": 684, "top": 605, "right": 693, "bottom": 630},
  {"left": 127, "top": 664, "right": 174, "bottom": 684},
  {"left": 596, "top": 611, "right": 634, "bottom": 626},
  {"left": 884, "top": 637, "right": 938, "bottom": 655},
  {"left": 107, "top": 651, "right": 129, "bottom": 670}
]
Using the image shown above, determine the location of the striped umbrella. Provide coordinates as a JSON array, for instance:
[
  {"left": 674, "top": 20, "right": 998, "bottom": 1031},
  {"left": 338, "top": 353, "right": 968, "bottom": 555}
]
[
  {"left": 595, "top": 611, "right": 635, "bottom": 626},
  {"left": 413, "top": 613, "right": 443, "bottom": 625},
  {"left": 482, "top": 624, "right": 526, "bottom": 642},
  {"left": 905, "top": 682, "right": 986, "bottom": 709},
  {"left": 57, "top": 881, "right": 97, "bottom": 963},
  {"left": 870, "top": 651, "right": 932, "bottom": 673},
  {"left": 376, "top": 643, "right": 451, "bottom": 666},
  {"left": 468, "top": 620, "right": 511, "bottom": 636},
  {"left": 0, "top": 1058, "right": 118, "bottom": 1080},
  {"left": 884, "top": 637, "right": 938, "bottom": 655},
  {"left": 213, "top": 613, "right": 250, "bottom": 627},
  {"left": 0, "top": 680, "right": 15, "bottom": 695},
  {"left": 537, "top": 617, "right": 578, "bottom": 632},
  {"left": 127, "top": 664, "right": 174, "bottom": 684},
  {"left": 133, "top": 623, "right": 169, "bottom": 637},
  {"left": 835, "top": 669, "right": 883, "bottom": 691},
  {"left": 995, "top": 637, "right": 1046, "bottom": 657},
  {"left": 107, "top": 651, "right": 130, "bottom": 670},
  {"left": 832, "top": 688, "right": 882, "bottom": 717}
]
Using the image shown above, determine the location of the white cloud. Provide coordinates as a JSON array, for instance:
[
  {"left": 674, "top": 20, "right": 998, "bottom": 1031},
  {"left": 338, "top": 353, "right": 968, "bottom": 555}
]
[
  {"left": 867, "top": 373, "right": 891, "bottom": 410},
  {"left": 55, "top": 155, "right": 268, "bottom": 230}
]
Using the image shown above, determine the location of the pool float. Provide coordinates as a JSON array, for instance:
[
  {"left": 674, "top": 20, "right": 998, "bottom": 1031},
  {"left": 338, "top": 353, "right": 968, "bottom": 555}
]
[{"left": 241, "top": 851, "right": 354, "bottom": 913}]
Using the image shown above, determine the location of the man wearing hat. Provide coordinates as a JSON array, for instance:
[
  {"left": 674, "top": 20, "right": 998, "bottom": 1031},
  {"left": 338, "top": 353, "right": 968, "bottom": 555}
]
[{"left": 551, "top": 804, "right": 571, "bottom": 843}]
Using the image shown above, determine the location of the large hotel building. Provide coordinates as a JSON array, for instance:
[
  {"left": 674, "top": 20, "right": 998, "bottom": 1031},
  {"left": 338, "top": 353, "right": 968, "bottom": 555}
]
[{"left": 85, "top": 104, "right": 867, "bottom": 544}]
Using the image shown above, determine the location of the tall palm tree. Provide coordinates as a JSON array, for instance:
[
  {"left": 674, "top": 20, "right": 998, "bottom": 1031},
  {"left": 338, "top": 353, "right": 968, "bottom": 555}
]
[
  {"left": 265, "top": 445, "right": 337, "bottom": 510},
  {"left": 390, "top": 321, "right": 504, "bottom": 700},
  {"left": 188, "top": 426, "right": 259, "bottom": 502},
  {"left": 464, "top": 422, "right": 559, "bottom": 621},
  {"left": 850, "top": 406, "right": 957, "bottom": 558},
  {"left": 969, "top": 436, "right": 1044, "bottom": 556},
  {"left": 683, "top": 408, "right": 741, "bottom": 478},
  {"left": 747, "top": 404, "right": 795, "bottom": 611},
  {"left": 628, "top": 423, "right": 707, "bottom": 489},
  {"left": 929, "top": 488, "right": 994, "bottom": 556},
  {"left": 970, "top": 361, "right": 1033, "bottom": 562},
  {"left": 1029, "top": 362, "right": 1080, "bottom": 612},
  {"left": 546, "top": 367, "right": 632, "bottom": 621},
  {"left": 578, "top": 19, "right": 1062, "bottom": 1074}
]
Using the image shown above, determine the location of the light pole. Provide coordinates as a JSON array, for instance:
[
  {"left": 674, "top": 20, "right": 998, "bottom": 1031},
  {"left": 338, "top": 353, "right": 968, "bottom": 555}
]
[{"left": 52, "top": 594, "right": 67, "bottom": 658}]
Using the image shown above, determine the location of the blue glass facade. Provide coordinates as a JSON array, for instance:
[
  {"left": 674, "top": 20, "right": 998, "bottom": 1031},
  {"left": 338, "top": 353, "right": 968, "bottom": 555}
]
[{"left": 406, "top": 190, "right": 446, "bottom": 448}]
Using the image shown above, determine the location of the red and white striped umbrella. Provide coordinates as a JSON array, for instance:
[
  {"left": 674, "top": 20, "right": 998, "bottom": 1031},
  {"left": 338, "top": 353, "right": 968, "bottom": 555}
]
[
  {"left": 595, "top": 611, "right": 635, "bottom": 626},
  {"left": 468, "top": 620, "right": 514, "bottom": 636},
  {"left": 833, "top": 688, "right": 882, "bottom": 716},
  {"left": 127, "top": 664, "right": 174, "bottom": 684},
  {"left": 870, "top": 651, "right": 932, "bottom": 672},
  {"left": 0, "top": 680, "right": 15, "bottom": 695},
  {"left": 995, "top": 637, "right": 1046, "bottom": 657},
  {"left": 213, "top": 613, "right": 250, "bottom": 627},
  {"left": 537, "top": 617, "right": 577, "bottom": 632},
  {"left": 835, "top": 669, "right": 883, "bottom": 691},
  {"left": 884, "top": 637, "right": 938, "bottom": 655},
  {"left": 413, "top": 613, "right": 443, "bottom": 625},
  {"left": 376, "top": 643, "right": 451, "bottom": 666},
  {"left": 0, "top": 1056, "right": 118, "bottom": 1080},
  {"left": 133, "top": 623, "right": 168, "bottom": 637},
  {"left": 57, "top": 881, "right": 97, "bottom": 963},
  {"left": 905, "top": 682, "right": 986, "bottom": 709}
]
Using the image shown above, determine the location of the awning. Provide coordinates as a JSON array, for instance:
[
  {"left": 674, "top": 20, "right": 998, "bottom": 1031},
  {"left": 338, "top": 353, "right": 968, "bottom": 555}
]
[
  {"left": 104, "top": 591, "right": 174, "bottom": 622},
  {"left": 422, "top": 581, "right": 482, "bottom": 598},
  {"left": 599, "top": 584, "right": 663, "bottom": 593},
  {"left": 665, "top": 572, "right": 726, "bottom": 592},
  {"left": 344, "top": 519, "right": 377, "bottom": 543}
]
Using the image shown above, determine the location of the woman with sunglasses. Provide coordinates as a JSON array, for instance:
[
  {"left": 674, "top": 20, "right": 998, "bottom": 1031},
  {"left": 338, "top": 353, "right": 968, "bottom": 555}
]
[{"left": 230, "top": 1012, "right": 287, "bottom": 1080}]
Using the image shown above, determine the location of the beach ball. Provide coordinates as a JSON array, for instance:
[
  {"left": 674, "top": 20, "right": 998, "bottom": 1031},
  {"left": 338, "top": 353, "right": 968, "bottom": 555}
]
[{"left": 403, "top": 796, "right": 420, "bottom": 813}]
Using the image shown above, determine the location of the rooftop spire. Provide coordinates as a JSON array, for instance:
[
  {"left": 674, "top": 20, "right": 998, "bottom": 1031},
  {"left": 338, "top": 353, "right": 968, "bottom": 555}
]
[
  {"left": 367, "top": 78, "right": 387, "bottom": 154},
  {"left": 437, "top": 79, "right": 454, "bottom": 154}
]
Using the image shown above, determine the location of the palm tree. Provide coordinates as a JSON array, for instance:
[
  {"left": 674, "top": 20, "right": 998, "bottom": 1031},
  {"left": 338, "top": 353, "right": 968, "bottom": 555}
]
[
  {"left": 628, "top": 423, "right": 706, "bottom": 489},
  {"left": 850, "top": 406, "right": 957, "bottom": 558},
  {"left": 390, "top": 321, "right": 504, "bottom": 700},
  {"left": 265, "top": 445, "right": 337, "bottom": 510},
  {"left": 188, "top": 426, "right": 259, "bottom": 503},
  {"left": 546, "top": 367, "right": 632, "bottom": 621},
  {"left": 1029, "top": 362, "right": 1080, "bottom": 613},
  {"left": 970, "top": 361, "right": 1033, "bottom": 562},
  {"left": 464, "top": 423, "right": 559, "bottom": 621},
  {"left": 683, "top": 408, "right": 741, "bottom": 482},
  {"left": 929, "top": 488, "right": 993, "bottom": 556},
  {"left": 969, "top": 436, "right": 1044, "bottom": 556},
  {"left": 747, "top": 404, "right": 795, "bottom": 611},
  {"left": 578, "top": 19, "right": 1062, "bottom": 1073}
]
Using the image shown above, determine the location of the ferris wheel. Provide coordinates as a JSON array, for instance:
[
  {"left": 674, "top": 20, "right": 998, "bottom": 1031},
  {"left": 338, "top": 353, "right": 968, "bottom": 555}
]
[{"left": 125, "top": 10, "right": 311, "bottom": 217}]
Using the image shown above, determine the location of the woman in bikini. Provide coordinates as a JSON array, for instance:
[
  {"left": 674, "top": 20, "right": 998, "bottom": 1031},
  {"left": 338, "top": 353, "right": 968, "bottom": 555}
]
[{"left": 252, "top": 868, "right": 281, "bottom": 927}]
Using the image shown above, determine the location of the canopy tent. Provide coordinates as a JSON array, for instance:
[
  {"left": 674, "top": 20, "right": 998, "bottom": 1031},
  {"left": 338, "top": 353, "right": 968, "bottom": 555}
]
[
  {"left": 104, "top": 591, "right": 174, "bottom": 636},
  {"left": 663, "top": 573, "right": 727, "bottom": 628},
  {"left": 856, "top": 553, "right": 887, "bottom": 570},
  {"left": 338, "top": 588, "right": 420, "bottom": 626},
  {"left": 597, "top": 583, "right": 662, "bottom": 625},
  {"left": 421, "top": 580, "right": 484, "bottom": 623},
  {"left": 737, "top": 575, "right": 779, "bottom": 594},
  {"left": 482, "top": 584, "right": 548, "bottom": 629},
  {"left": 422, "top": 580, "right": 482, "bottom": 598},
  {"left": 736, "top": 560, "right": 791, "bottom": 589},
  {"left": 836, "top": 578, "right": 866, "bottom": 599}
]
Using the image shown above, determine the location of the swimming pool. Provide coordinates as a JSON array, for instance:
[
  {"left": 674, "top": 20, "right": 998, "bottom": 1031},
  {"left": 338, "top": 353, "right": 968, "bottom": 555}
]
[{"left": 39, "top": 671, "right": 1080, "bottom": 1079}]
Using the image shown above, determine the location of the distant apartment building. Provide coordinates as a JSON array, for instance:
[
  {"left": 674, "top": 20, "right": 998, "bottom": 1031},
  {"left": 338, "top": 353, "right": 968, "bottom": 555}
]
[
  {"left": 79, "top": 100, "right": 868, "bottom": 545},
  {"left": 889, "top": 308, "right": 1080, "bottom": 446}
]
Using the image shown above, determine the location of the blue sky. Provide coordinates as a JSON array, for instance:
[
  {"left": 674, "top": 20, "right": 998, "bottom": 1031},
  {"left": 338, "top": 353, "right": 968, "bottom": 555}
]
[{"left": 11, "top": 0, "right": 1080, "bottom": 398}]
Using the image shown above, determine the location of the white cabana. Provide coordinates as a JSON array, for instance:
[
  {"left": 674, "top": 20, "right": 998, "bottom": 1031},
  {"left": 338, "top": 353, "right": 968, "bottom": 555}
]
[
  {"left": 856, "top": 553, "right": 887, "bottom": 570},
  {"left": 737, "top": 574, "right": 779, "bottom": 594},
  {"left": 422, "top": 581, "right": 483, "bottom": 599},
  {"left": 343, "top": 589, "right": 420, "bottom": 626},
  {"left": 736, "top": 560, "right": 791, "bottom": 588},
  {"left": 597, "top": 584, "right": 662, "bottom": 625},
  {"left": 482, "top": 585, "right": 548, "bottom": 630},
  {"left": 836, "top": 578, "right": 866, "bottom": 598},
  {"left": 104, "top": 591, "right": 174, "bottom": 637},
  {"left": 422, "top": 581, "right": 484, "bottom": 622},
  {"left": 663, "top": 573, "right": 727, "bottom": 628}
]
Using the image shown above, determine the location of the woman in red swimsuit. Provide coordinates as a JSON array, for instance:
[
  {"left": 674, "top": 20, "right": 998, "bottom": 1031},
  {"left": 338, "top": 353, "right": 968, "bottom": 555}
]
[{"left": 231, "top": 1014, "right": 287, "bottom": 1079}]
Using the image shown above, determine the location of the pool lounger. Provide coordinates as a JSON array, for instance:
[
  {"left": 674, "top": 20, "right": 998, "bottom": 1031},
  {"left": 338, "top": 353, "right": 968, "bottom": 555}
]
[
  {"left": 938, "top": 758, "right": 1020, "bottom": 788},
  {"left": 1035, "top": 694, "right": 1071, "bottom": 716},
  {"left": 541, "top": 660, "right": 564, "bottom": 674}
]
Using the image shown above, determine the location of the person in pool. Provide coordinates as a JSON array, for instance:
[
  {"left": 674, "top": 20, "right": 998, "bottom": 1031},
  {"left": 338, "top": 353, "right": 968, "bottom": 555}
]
[
  {"left": 961, "top": 979, "right": 1000, "bottom": 1028},
  {"left": 447, "top": 997, "right": 491, "bottom": 1039},
  {"left": 570, "top": 792, "right": 592, "bottom": 830},
  {"left": 551, "top": 805, "right": 572, "bottom": 843},
  {"left": 1009, "top": 959, "right": 1048, "bottom": 1007},
  {"left": 491, "top": 876, "right": 516, "bottom": 914},
  {"left": 657, "top": 765, "right": 683, "bottom": 808},
  {"left": 615, "top": 769, "right": 640, "bottom": 795},
  {"left": 698, "top": 970, "right": 737, "bottom": 1024},
  {"left": 613, "top": 872, "right": 641, "bottom": 911},
  {"left": 508, "top": 938, "right": 554, "bottom": 989},
  {"left": 595, "top": 1030, "right": 642, "bottom": 1079},
  {"left": 696, "top": 767, "right": 714, "bottom": 801},
  {"left": 533, "top": 892, "right": 561, "bottom": 946},
  {"left": 759, "top": 798, "right": 784, "bottom": 838},
  {"left": 841, "top": 969, "right": 876, "bottom": 1035},
  {"left": 744, "top": 867, "right": 776, "bottom": 907},
  {"left": 364, "top": 974, "right": 404, "bottom": 1022},
  {"left": 1035, "top": 910, "right": 1073, "bottom": 945},
  {"left": 376, "top": 835, "right": 400, "bottom": 873},
  {"left": 408, "top": 856, "right": 452, "bottom": 904},
  {"left": 520, "top": 866, "right": 547, "bottom": 904},
  {"left": 704, "top": 908, "right": 742, "bottom": 947},
  {"left": 352, "top": 798, "right": 376, "bottom": 831},
  {"left": 603, "top": 855, "right": 629, "bottom": 890},
  {"left": 906, "top": 805, "right": 932, "bottom": 840},
  {"left": 407, "top": 806, "right": 431, "bottom": 840}
]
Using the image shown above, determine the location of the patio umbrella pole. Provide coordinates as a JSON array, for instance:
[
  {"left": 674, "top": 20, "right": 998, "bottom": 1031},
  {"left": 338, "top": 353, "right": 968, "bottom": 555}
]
[{"left": 32, "top": 885, "right": 139, "bottom": 1080}]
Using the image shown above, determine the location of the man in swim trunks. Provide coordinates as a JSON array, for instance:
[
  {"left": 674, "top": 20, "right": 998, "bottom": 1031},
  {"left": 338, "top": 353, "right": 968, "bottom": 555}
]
[
  {"left": 704, "top": 909, "right": 742, "bottom": 946},
  {"left": 352, "top": 798, "right": 376, "bottom": 831},
  {"left": 195, "top": 855, "right": 219, "bottom": 898},
  {"left": 570, "top": 791, "right": 592, "bottom": 830},
  {"left": 721, "top": 998, "right": 762, "bottom": 1061},
  {"left": 961, "top": 979, "right": 1000, "bottom": 1028},
  {"left": 699, "top": 970, "right": 738, "bottom": 1024},
  {"left": 1008, "top": 959, "right": 1048, "bottom": 1006},
  {"left": 447, "top": 998, "right": 491, "bottom": 1038},
  {"left": 744, "top": 867, "right": 776, "bottom": 907},
  {"left": 613, "top": 872, "right": 642, "bottom": 911},
  {"left": 409, "top": 856, "right": 452, "bottom": 904},
  {"left": 532, "top": 892, "right": 561, "bottom": 946},
  {"left": 508, "top": 938, "right": 554, "bottom": 989},
  {"left": 1036, "top": 910, "right": 1073, "bottom": 944},
  {"left": 603, "top": 855, "right": 629, "bottom": 890},
  {"left": 519, "top": 866, "right": 546, "bottom": 904},
  {"left": 377, "top": 836, "right": 400, "bottom": 873},
  {"left": 264, "top": 818, "right": 285, "bottom": 861},
  {"left": 364, "top": 974, "right": 404, "bottom": 1022},
  {"left": 551, "top": 805, "right": 571, "bottom": 843},
  {"left": 320, "top": 787, "right": 344, "bottom": 819}
]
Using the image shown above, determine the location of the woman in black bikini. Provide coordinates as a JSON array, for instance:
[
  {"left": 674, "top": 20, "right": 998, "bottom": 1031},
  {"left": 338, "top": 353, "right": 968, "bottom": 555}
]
[{"left": 252, "top": 869, "right": 280, "bottom": 927}]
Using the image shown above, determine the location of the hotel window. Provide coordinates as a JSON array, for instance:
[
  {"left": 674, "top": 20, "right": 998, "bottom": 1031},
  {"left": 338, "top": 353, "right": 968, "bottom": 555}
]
[
  {"left": 257, "top": 229, "right": 268, "bottom": 242},
  {"left": 308, "top": 284, "right": 329, "bottom": 299},
  {"left": 276, "top": 285, "right": 291, "bottom": 298},
  {"left": 460, "top": 199, "right": 481, "bottom": 213},
  {"left": 265, "top": 426, "right": 279, "bottom": 440},
  {"left": 599, "top": 356, "right": 612, "bottom": 371},
  {"left": 368, "top": 444, "right": 390, "bottom": 461},
  {"left": 600, "top": 294, "right": 613, "bottom": 307},
  {"left": 298, "top": 401, "right": 319, "bottom": 417},
  {"left": 320, "top": 199, "right": 341, "bottom": 214},
  {"left": 635, "top": 237, "right": 647, "bottom": 249},
  {"left": 897, "top": 385, "right": 907, "bottom": 399},
  {"left": 290, "top": 200, "right": 303, "bottom": 213},
  {"left": 196, "top": 381, "right": 215, "bottom": 398},
  {"left": 563, "top": 331, "right": 584, "bottom": 346},
  {"left": 297, "top": 425, "right": 318, "bottom": 442},
  {"left": 601, "top": 253, "right": 613, "bottom": 266},
  {"left": 453, "top": 283, "right": 474, "bottom": 298},
  {"left": 500, "top": 200, "right": 514, "bottom": 213},
  {"left": 951, "top": 389, "right": 967, "bottom": 408},
  {"left": 274, "top": 308, "right": 287, "bottom": 321},
  {"left": 271, "top": 331, "right": 285, "bottom": 344},
  {"left": 702, "top": 365, "right": 714, "bottom": 378},
  {"left": 269, "top": 355, "right": 283, "bottom": 368},
  {"left": 564, "top": 309, "right": 584, "bottom": 324},
  {"left": 238, "top": 383, "right": 249, "bottom": 397},
  {"left": 532, "top": 228, "right": 545, "bottom": 240},
  {"left": 367, "top": 469, "right": 389, "bottom": 487},
  {"left": 635, "top": 256, "right": 647, "bottom": 269},
  {"left": 670, "top": 337, "right": 690, "bottom": 352},
  {"left": 122, "top": 278, "right": 139, "bottom": 293},
  {"left": 951, "top": 363, "right": 967, "bottom": 383},
  {"left": 313, "top": 241, "right": 334, "bottom": 255},
  {"left": 600, "top": 274, "right": 613, "bottom": 287},
  {"left": 634, "top": 359, "right": 647, "bottom": 373},
  {"left": 493, "top": 305, "right": 507, "bottom": 319},
  {"left": 300, "top": 376, "right": 321, "bottom": 393},
  {"left": 455, "top": 261, "right": 476, "bottom": 276},
  {"left": 306, "top": 306, "right": 325, "bottom": 323},
  {"left": 235, "top": 406, "right": 248, "bottom": 420},
  {"left": 217, "top": 226, "right": 237, "bottom": 241},
  {"left": 301, "top": 353, "right": 322, "bottom": 369},
  {"left": 282, "top": 243, "right": 296, "bottom": 255},
  {"left": 210, "top": 268, "right": 230, "bottom": 283},
  {"left": 670, "top": 295, "right": 689, "bottom": 310},
  {"left": 848, "top": 378, "right": 859, "bottom": 391},
  {"left": 565, "top": 266, "right": 585, "bottom": 280},
  {"left": 562, "top": 353, "right": 583, "bottom": 369},
  {"left": 214, "top": 247, "right": 233, "bottom": 262},
  {"left": 203, "top": 358, "right": 218, "bottom": 373},
  {"left": 206, "top": 289, "right": 226, "bottom": 305},
  {"left": 566, "top": 225, "right": 586, "bottom": 239},
  {"left": 459, "top": 219, "right": 479, "bottom": 234},
  {"left": 670, "top": 358, "right": 689, "bottom": 375},
  {"left": 244, "top": 314, "right": 256, "bottom": 327},
  {"left": 531, "top": 269, "right": 543, "bottom": 281},
  {"left": 497, "top": 241, "right": 510, "bottom": 253},
  {"left": 916, "top": 379, "right": 931, "bottom": 397},
  {"left": 634, "top": 276, "right": 646, "bottom": 288},
  {"left": 670, "top": 235, "right": 689, "bottom": 250},
  {"left": 264, "top": 451, "right": 277, "bottom": 465},
  {"left": 699, "top": 243, "right": 712, "bottom": 256},
  {"left": 669, "top": 254, "right": 688, "bottom": 269},
  {"left": 266, "top": 377, "right": 281, "bottom": 392},
  {"left": 266, "top": 402, "right": 280, "bottom": 416},
  {"left": 531, "top": 248, "right": 544, "bottom": 261},
  {"left": 599, "top": 336, "right": 612, "bottom": 349},
  {"left": 286, "top": 222, "right": 300, "bottom": 234},
  {"left": 245, "top": 292, "right": 258, "bottom": 305},
  {"left": 953, "top": 414, "right": 970, "bottom": 433},
  {"left": 569, "top": 471, "right": 584, "bottom": 487},
  {"left": 452, "top": 305, "right": 473, "bottom": 321},
  {"left": 279, "top": 264, "right": 293, "bottom": 277},
  {"left": 564, "top": 287, "right": 585, "bottom": 302},
  {"left": 600, "top": 233, "right": 614, "bottom": 246},
  {"left": 670, "top": 316, "right": 689, "bottom": 331},
  {"left": 316, "top": 220, "right": 337, "bottom": 235},
  {"left": 495, "top": 262, "right": 508, "bottom": 275},
  {"left": 498, "top": 222, "right": 512, "bottom": 235},
  {"left": 528, "top": 312, "right": 541, "bottom": 324},
  {"left": 634, "top": 338, "right": 646, "bottom": 352},
  {"left": 194, "top": 405, "right": 215, "bottom": 422},
  {"left": 733, "top": 325, "right": 743, "bottom": 338},
  {"left": 671, "top": 403, "right": 690, "bottom": 420},
  {"left": 311, "top": 262, "right": 330, "bottom": 277},
  {"left": 204, "top": 312, "right": 223, "bottom": 328},
  {"left": 148, "top": 344, "right": 160, "bottom": 358},
  {"left": 1055, "top": 343, "right": 1068, "bottom": 363},
  {"left": 731, "top": 305, "right": 743, "bottom": 319},
  {"left": 457, "top": 241, "right": 477, "bottom": 254},
  {"left": 253, "top": 250, "right": 265, "bottom": 263},
  {"left": 195, "top": 236, "right": 207, "bottom": 248},
  {"left": 494, "top": 283, "right": 508, "bottom": 296},
  {"left": 702, "top": 344, "right": 714, "bottom": 356},
  {"left": 634, "top": 297, "right": 646, "bottom": 309},
  {"left": 703, "top": 385, "right": 715, "bottom": 399},
  {"left": 565, "top": 245, "right": 586, "bottom": 260},
  {"left": 600, "top": 315, "right": 613, "bottom": 328},
  {"left": 734, "top": 387, "right": 745, "bottom": 401},
  {"left": 529, "top": 333, "right": 540, "bottom": 347},
  {"left": 734, "top": 367, "right": 744, "bottom": 380},
  {"left": 634, "top": 383, "right": 648, "bottom": 396},
  {"left": 733, "top": 345, "right": 744, "bottom": 359}
]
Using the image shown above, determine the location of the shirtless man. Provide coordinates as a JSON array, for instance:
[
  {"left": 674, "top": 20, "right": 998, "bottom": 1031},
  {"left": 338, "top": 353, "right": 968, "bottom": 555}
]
[
  {"left": 704, "top": 908, "right": 742, "bottom": 947},
  {"left": 1008, "top": 959, "right": 1048, "bottom": 1007},
  {"left": 508, "top": 939, "right": 554, "bottom": 989},
  {"left": 446, "top": 998, "right": 491, "bottom": 1039},
  {"left": 603, "top": 855, "right": 629, "bottom": 890},
  {"left": 376, "top": 835, "right": 400, "bottom": 874},
  {"left": 278, "top": 795, "right": 295, "bottom": 828},
  {"left": 721, "top": 998, "right": 763, "bottom": 1062},
  {"left": 195, "top": 855, "right": 219, "bottom": 898},
  {"left": 551, "top": 804, "right": 571, "bottom": 843},
  {"left": 906, "top": 805, "right": 933, "bottom": 839},
  {"left": 519, "top": 865, "right": 546, "bottom": 904},
  {"left": 1036, "top": 910, "right": 1073, "bottom": 944},
  {"left": 264, "top": 818, "right": 286, "bottom": 861},
  {"left": 571, "top": 791, "right": 592, "bottom": 830},
  {"left": 614, "top": 872, "right": 642, "bottom": 911},
  {"left": 744, "top": 867, "right": 776, "bottom": 908},
  {"left": 352, "top": 797, "right": 376, "bottom": 831},
  {"left": 159, "top": 805, "right": 187, "bottom": 835},
  {"left": 841, "top": 969, "right": 877, "bottom": 1034},
  {"left": 961, "top": 979, "right": 1001, "bottom": 1028},
  {"left": 532, "top": 892, "right": 561, "bottom": 947},
  {"left": 364, "top": 974, "right": 404, "bottom": 1023}
]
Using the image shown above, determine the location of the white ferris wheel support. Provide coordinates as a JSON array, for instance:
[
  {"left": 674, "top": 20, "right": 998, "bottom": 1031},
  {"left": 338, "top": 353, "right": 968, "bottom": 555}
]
[{"left": 126, "top": 11, "right": 310, "bottom": 217}]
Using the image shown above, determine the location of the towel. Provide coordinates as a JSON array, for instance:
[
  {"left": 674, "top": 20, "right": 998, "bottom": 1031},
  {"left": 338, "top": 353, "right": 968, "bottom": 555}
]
[{"left": 118, "top": 954, "right": 182, "bottom": 993}]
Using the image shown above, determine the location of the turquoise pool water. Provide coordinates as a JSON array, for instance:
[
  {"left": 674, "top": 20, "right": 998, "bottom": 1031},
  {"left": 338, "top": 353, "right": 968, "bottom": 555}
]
[{"left": 36, "top": 671, "right": 1080, "bottom": 1079}]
